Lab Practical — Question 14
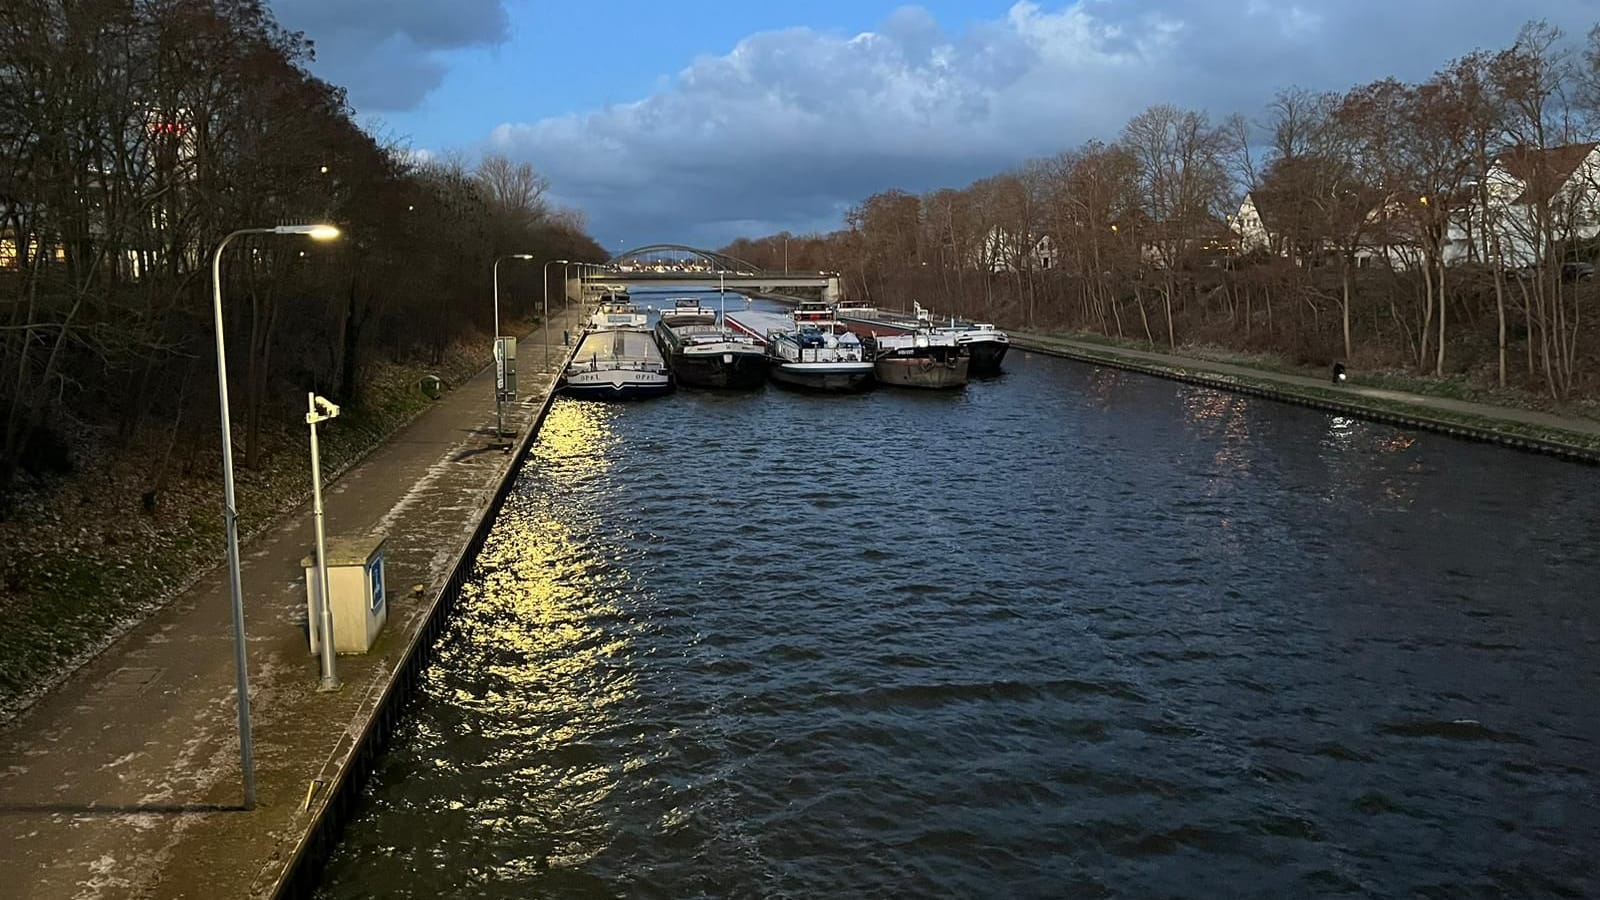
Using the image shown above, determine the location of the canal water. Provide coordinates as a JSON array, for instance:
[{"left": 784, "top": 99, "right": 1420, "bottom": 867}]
[{"left": 317, "top": 296, "right": 1599, "bottom": 899}]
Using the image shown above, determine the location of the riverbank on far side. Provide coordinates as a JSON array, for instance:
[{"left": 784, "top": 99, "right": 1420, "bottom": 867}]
[{"left": 1010, "top": 331, "right": 1600, "bottom": 465}]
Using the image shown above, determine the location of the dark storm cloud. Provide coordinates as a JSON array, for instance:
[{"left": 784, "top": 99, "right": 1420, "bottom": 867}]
[
  {"left": 500, "top": 0, "right": 1599, "bottom": 246},
  {"left": 271, "top": 0, "right": 511, "bottom": 110}
]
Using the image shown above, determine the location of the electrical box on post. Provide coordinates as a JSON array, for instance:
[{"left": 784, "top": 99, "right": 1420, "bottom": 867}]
[
  {"left": 495, "top": 336, "right": 517, "bottom": 401},
  {"left": 302, "top": 535, "right": 387, "bottom": 654}
]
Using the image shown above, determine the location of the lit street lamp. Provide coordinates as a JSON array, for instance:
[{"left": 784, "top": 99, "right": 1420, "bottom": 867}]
[
  {"left": 210, "top": 222, "right": 341, "bottom": 810},
  {"left": 543, "top": 258, "right": 569, "bottom": 369},
  {"left": 492, "top": 254, "right": 534, "bottom": 440}
]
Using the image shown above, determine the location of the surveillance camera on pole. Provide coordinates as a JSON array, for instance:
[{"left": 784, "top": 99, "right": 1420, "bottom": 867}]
[{"left": 306, "top": 392, "right": 341, "bottom": 691}]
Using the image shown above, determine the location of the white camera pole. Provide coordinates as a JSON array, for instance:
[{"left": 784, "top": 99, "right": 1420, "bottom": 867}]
[{"left": 306, "top": 393, "right": 341, "bottom": 691}]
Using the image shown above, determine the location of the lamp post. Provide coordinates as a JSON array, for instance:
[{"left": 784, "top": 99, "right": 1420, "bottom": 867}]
[
  {"left": 567, "top": 263, "right": 581, "bottom": 311},
  {"left": 562, "top": 260, "right": 581, "bottom": 310},
  {"left": 542, "top": 258, "right": 568, "bottom": 369},
  {"left": 210, "top": 222, "right": 340, "bottom": 810},
  {"left": 492, "top": 254, "right": 534, "bottom": 439},
  {"left": 576, "top": 262, "right": 596, "bottom": 305},
  {"left": 561, "top": 262, "right": 582, "bottom": 350}
]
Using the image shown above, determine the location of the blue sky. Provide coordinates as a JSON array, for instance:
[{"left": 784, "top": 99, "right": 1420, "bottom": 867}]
[
  {"left": 375, "top": 1, "right": 1017, "bottom": 149},
  {"left": 269, "top": 1, "right": 1600, "bottom": 251}
]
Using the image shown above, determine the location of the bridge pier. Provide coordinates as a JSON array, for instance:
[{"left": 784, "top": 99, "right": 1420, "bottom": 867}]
[{"left": 823, "top": 276, "right": 842, "bottom": 305}]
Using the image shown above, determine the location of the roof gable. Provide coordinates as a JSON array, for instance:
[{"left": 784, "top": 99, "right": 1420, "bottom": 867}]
[
  {"left": 1496, "top": 142, "right": 1599, "bottom": 205},
  {"left": 1244, "top": 191, "right": 1292, "bottom": 235}
]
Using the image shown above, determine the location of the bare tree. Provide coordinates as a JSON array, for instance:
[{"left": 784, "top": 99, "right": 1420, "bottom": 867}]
[
  {"left": 1444, "top": 51, "right": 1513, "bottom": 385},
  {"left": 721, "top": 16, "right": 1600, "bottom": 402},
  {"left": 475, "top": 153, "right": 551, "bottom": 228},
  {"left": 1122, "top": 104, "right": 1231, "bottom": 348},
  {"left": 0, "top": 0, "right": 607, "bottom": 496},
  {"left": 1492, "top": 21, "right": 1583, "bottom": 397}
]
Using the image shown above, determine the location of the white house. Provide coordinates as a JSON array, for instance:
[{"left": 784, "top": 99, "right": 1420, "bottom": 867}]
[
  {"left": 1232, "top": 192, "right": 1283, "bottom": 256},
  {"left": 1034, "top": 233, "right": 1057, "bottom": 269},
  {"left": 1475, "top": 142, "right": 1600, "bottom": 266},
  {"left": 977, "top": 227, "right": 1056, "bottom": 272},
  {"left": 1232, "top": 189, "right": 1436, "bottom": 272}
]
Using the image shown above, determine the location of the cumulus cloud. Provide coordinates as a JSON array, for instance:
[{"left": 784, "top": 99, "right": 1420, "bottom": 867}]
[
  {"left": 270, "top": 0, "right": 511, "bottom": 110},
  {"left": 490, "top": 0, "right": 1597, "bottom": 247}
]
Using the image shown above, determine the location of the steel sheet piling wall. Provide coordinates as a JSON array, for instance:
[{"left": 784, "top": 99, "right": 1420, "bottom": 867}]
[{"left": 269, "top": 343, "right": 578, "bottom": 899}]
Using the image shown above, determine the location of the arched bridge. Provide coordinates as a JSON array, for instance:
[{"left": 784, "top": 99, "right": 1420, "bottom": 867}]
[
  {"left": 609, "top": 244, "right": 764, "bottom": 274},
  {"left": 592, "top": 244, "right": 841, "bottom": 300}
]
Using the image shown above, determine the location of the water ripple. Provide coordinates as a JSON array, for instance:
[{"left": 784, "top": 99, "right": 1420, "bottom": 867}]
[{"left": 319, "top": 301, "right": 1600, "bottom": 899}]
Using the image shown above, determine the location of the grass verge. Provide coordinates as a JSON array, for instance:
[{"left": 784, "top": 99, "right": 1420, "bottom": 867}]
[
  {"left": 0, "top": 333, "right": 502, "bottom": 723},
  {"left": 1025, "top": 328, "right": 1600, "bottom": 426},
  {"left": 1014, "top": 333, "right": 1600, "bottom": 458}
]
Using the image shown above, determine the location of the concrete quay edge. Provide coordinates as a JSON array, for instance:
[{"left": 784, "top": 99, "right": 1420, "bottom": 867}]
[
  {"left": 264, "top": 335, "right": 581, "bottom": 898},
  {"left": 1011, "top": 334, "right": 1600, "bottom": 466}
]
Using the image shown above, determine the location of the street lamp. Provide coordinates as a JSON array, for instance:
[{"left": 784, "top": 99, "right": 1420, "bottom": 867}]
[
  {"left": 542, "top": 259, "right": 569, "bottom": 369},
  {"left": 492, "top": 254, "right": 534, "bottom": 440},
  {"left": 565, "top": 261, "right": 596, "bottom": 313},
  {"left": 575, "top": 262, "right": 600, "bottom": 308},
  {"left": 560, "top": 262, "right": 582, "bottom": 350},
  {"left": 210, "top": 222, "right": 341, "bottom": 810}
]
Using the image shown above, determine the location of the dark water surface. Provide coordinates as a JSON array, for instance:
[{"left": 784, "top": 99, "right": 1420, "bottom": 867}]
[{"left": 318, "top": 307, "right": 1599, "bottom": 898}]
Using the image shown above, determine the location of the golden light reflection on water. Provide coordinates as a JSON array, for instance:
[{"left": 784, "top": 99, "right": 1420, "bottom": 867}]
[
  {"left": 442, "top": 402, "right": 663, "bottom": 871},
  {"left": 468, "top": 506, "right": 641, "bottom": 714},
  {"left": 317, "top": 348, "right": 1600, "bottom": 899},
  {"left": 533, "top": 398, "right": 621, "bottom": 482}
]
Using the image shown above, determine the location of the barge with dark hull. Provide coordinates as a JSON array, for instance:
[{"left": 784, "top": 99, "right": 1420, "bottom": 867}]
[
  {"left": 946, "top": 323, "right": 1009, "bottom": 375},
  {"left": 654, "top": 319, "right": 767, "bottom": 389},
  {"left": 658, "top": 296, "right": 717, "bottom": 327},
  {"left": 833, "top": 301, "right": 1009, "bottom": 374},
  {"left": 766, "top": 327, "right": 874, "bottom": 392},
  {"left": 867, "top": 331, "right": 970, "bottom": 389}
]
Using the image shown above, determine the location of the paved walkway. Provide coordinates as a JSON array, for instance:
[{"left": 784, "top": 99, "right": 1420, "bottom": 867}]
[
  {"left": 1012, "top": 332, "right": 1600, "bottom": 444},
  {"left": 0, "top": 308, "right": 584, "bottom": 899}
]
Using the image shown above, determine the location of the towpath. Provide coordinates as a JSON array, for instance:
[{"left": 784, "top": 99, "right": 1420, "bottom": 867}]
[{"left": 0, "top": 309, "right": 583, "bottom": 899}]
